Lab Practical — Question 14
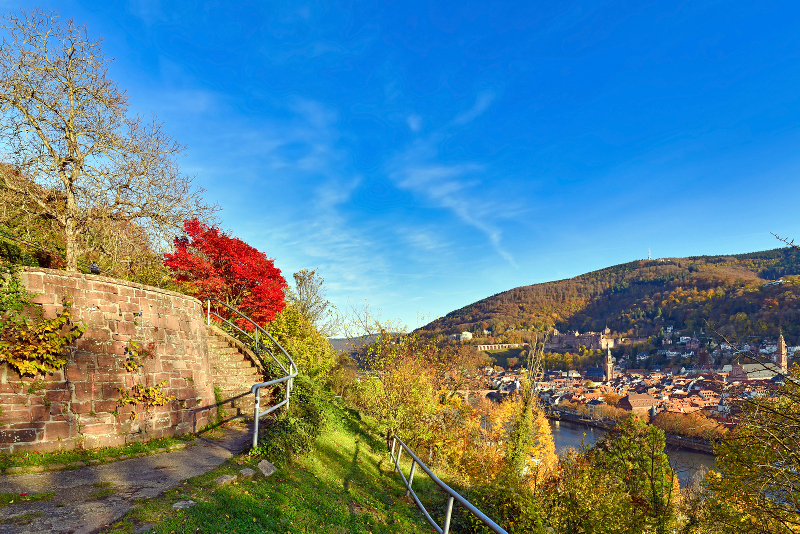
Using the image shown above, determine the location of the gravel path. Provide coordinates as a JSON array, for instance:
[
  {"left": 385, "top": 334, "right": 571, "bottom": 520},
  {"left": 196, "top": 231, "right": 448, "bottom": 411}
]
[{"left": 0, "top": 425, "right": 251, "bottom": 534}]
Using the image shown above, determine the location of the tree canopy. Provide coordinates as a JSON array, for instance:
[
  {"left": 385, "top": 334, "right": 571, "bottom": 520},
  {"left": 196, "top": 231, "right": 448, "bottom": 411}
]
[{"left": 164, "top": 218, "right": 286, "bottom": 327}]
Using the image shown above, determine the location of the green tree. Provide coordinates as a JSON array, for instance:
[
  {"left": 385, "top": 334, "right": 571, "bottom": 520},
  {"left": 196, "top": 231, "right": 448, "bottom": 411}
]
[
  {"left": 704, "top": 365, "right": 800, "bottom": 533},
  {"left": 263, "top": 303, "right": 336, "bottom": 381},
  {"left": 544, "top": 449, "right": 639, "bottom": 534},
  {"left": 591, "top": 416, "right": 678, "bottom": 533},
  {"left": 287, "top": 269, "right": 334, "bottom": 336}
]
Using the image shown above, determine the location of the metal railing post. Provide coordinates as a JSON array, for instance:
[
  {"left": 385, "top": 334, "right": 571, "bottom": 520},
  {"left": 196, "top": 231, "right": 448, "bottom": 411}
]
[
  {"left": 255, "top": 329, "right": 259, "bottom": 357},
  {"left": 286, "top": 376, "right": 293, "bottom": 410},
  {"left": 406, "top": 460, "right": 417, "bottom": 496},
  {"left": 443, "top": 496, "right": 455, "bottom": 534},
  {"left": 252, "top": 388, "right": 261, "bottom": 449},
  {"left": 388, "top": 435, "right": 507, "bottom": 534}
]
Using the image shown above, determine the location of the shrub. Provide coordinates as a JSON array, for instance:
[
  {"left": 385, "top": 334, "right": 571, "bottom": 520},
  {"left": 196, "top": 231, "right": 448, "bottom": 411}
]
[
  {"left": 458, "top": 473, "right": 546, "bottom": 533},
  {"left": 254, "top": 375, "right": 330, "bottom": 461}
]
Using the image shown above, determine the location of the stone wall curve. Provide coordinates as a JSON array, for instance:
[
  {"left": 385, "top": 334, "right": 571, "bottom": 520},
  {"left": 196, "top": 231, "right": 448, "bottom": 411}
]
[{"left": 0, "top": 267, "right": 216, "bottom": 452}]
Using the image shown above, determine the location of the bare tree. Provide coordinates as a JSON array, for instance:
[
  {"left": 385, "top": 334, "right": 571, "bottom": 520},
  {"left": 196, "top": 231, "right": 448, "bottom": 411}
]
[
  {"left": 288, "top": 269, "right": 334, "bottom": 336},
  {"left": 0, "top": 10, "right": 217, "bottom": 271}
]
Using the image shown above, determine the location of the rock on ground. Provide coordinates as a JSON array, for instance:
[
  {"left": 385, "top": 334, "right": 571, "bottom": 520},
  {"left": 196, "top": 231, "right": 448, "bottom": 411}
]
[{"left": 257, "top": 459, "right": 276, "bottom": 477}]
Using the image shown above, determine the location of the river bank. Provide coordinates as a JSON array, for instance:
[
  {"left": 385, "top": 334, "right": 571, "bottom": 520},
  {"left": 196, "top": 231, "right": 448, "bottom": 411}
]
[
  {"left": 548, "top": 417, "right": 715, "bottom": 488},
  {"left": 547, "top": 410, "right": 714, "bottom": 453}
]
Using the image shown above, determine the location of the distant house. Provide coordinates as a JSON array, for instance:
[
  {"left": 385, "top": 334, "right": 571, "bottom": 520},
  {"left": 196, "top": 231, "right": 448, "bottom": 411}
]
[
  {"left": 449, "top": 331, "right": 474, "bottom": 342},
  {"left": 729, "top": 362, "right": 783, "bottom": 381},
  {"left": 760, "top": 344, "right": 777, "bottom": 355},
  {"left": 619, "top": 393, "right": 656, "bottom": 413},
  {"left": 585, "top": 367, "right": 605, "bottom": 381}
]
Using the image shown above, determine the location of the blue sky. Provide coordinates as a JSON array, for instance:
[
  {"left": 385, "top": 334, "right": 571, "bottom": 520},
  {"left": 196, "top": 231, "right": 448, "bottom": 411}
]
[{"left": 11, "top": 1, "right": 800, "bottom": 330}]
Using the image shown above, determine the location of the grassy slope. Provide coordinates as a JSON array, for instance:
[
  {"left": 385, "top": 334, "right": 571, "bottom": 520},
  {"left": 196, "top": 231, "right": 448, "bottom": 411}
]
[{"left": 103, "top": 401, "right": 435, "bottom": 534}]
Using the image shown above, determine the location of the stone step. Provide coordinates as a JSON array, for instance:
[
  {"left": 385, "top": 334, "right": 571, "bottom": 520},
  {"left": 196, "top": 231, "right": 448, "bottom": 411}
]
[
  {"left": 217, "top": 394, "right": 256, "bottom": 406},
  {"left": 207, "top": 326, "right": 272, "bottom": 420},
  {"left": 211, "top": 364, "right": 260, "bottom": 375},
  {"left": 208, "top": 347, "right": 242, "bottom": 356},
  {"left": 208, "top": 354, "right": 253, "bottom": 365},
  {"left": 218, "top": 397, "right": 283, "bottom": 413},
  {"left": 209, "top": 359, "right": 259, "bottom": 371},
  {"left": 209, "top": 367, "right": 262, "bottom": 382},
  {"left": 208, "top": 360, "right": 254, "bottom": 371},
  {"left": 208, "top": 349, "right": 251, "bottom": 359},
  {"left": 215, "top": 376, "right": 262, "bottom": 388},
  {"left": 212, "top": 365, "right": 261, "bottom": 377},
  {"left": 208, "top": 352, "right": 250, "bottom": 362}
]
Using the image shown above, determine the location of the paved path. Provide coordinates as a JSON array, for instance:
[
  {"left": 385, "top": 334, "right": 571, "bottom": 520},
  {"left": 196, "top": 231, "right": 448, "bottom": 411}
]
[{"left": 0, "top": 425, "right": 251, "bottom": 534}]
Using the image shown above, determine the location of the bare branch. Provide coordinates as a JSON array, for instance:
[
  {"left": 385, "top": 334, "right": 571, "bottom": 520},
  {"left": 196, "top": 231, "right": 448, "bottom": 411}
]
[{"left": 0, "top": 9, "right": 218, "bottom": 271}]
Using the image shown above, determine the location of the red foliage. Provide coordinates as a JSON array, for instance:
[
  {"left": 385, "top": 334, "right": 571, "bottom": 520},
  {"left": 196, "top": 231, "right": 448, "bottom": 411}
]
[{"left": 164, "top": 219, "right": 286, "bottom": 328}]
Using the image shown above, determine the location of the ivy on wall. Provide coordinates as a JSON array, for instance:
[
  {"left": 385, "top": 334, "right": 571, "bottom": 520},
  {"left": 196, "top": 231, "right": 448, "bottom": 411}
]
[
  {"left": 117, "top": 342, "right": 174, "bottom": 420},
  {"left": 0, "top": 265, "right": 85, "bottom": 377}
]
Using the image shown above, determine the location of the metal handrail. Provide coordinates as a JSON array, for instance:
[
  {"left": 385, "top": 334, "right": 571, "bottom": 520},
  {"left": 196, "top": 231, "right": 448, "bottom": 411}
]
[
  {"left": 205, "top": 299, "right": 299, "bottom": 448},
  {"left": 390, "top": 435, "right": 507, "bottom": 534}
]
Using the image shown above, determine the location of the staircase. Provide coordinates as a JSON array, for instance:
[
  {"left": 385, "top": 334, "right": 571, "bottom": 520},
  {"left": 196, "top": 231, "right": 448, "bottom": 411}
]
[{"left": 206, "top": 325, "right": 265, "bottom": 419}]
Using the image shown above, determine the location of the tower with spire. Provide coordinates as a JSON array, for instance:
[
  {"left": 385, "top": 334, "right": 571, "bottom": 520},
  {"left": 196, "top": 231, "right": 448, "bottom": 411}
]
[
  {"left": 604, "top": 347, "right": 614, "bottom": 382},
  {"left": 778, "top": 332, "right": 788, "bottom": 374}
]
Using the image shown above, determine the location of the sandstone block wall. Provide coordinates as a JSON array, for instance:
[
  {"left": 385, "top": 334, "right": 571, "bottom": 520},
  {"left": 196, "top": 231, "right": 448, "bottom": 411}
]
[{"left": 0, "top": 267, "right": 217, "bottom": 453}]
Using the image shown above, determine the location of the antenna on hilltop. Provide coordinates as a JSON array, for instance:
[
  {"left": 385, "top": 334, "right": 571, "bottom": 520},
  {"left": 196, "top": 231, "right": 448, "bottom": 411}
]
[{"left": 648, "top": 248, "right": 651, "bottom": 260}]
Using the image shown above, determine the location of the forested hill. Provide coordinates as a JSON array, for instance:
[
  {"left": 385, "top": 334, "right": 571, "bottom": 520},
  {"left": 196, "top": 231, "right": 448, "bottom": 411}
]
[{"left": 420, "top": 247, "right": 800, "bottom": 343}]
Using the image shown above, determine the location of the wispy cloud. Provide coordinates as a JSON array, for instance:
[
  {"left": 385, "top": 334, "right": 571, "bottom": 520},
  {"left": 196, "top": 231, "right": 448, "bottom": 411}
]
[
  {"left": 386, "top": 92, "right": 516, "bottom": 266},
  {"left": 407, "top": 114, "right": 423, "bottom": 132},
  {"left": 452, "top": 91, "right": 495, "bottom": 125}
]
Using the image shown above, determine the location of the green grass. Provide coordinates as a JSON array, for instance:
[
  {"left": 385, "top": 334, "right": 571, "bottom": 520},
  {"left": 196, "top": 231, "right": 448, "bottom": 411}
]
[
  {"left": 0, "top": 511, "right": 45, "bottom": 525},
  {"left": 214, "top": 385, "right": 228, "bottom": 422},
  {"left": 0, "top": 492, "right": 54, "bottom": 506},
  {"left": 101, "top": 401, "right": 437, "bottom": 533},
  {"left": 88, "top": 487, "right": 117, "bottom": 500},
  {"left": 0, "top": 434, "right": 195, "bottom": 472}
]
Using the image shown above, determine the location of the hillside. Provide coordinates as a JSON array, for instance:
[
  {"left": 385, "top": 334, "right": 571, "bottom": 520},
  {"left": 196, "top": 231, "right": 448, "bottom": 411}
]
[{"left": 421, "top": 247, "right": 800, "bottom": 344}]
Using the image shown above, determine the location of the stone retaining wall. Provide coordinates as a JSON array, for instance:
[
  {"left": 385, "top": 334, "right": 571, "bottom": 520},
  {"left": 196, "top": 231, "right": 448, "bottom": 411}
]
[{"left": 0, "top": 267, "right": 216, "bottom": 453}]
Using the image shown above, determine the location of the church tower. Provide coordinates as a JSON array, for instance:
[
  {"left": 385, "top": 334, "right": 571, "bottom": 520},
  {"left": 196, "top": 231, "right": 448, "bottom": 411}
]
[
  {"left": 778, "top": 333, "right": 788, "bottom": 374},
  {"left": 604, "top": 347, "right": 614, "bottom": 382}
]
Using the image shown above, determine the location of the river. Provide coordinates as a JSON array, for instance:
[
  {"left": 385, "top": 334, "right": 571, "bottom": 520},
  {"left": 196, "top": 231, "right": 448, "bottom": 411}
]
[{"left": 549, "top": 419, "right": 715, "bottom": 487}]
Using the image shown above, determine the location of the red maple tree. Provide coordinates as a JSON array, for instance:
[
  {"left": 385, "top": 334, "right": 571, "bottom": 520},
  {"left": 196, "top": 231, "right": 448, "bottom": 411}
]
[{"left": 164, "top": 219, "right": 286, "bottom": 328}]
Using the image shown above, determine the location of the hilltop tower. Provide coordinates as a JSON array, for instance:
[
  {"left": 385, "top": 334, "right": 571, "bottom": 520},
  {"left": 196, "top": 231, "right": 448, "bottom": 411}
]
[
  {"left": 604, "top": 347, "right": 614, "bottom": 382},
  {"left": 778, "top": 332, "right": 788, "bottom": 374}
]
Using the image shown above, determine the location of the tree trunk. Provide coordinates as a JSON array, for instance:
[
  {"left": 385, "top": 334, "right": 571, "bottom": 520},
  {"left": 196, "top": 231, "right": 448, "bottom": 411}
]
[{"left": 64, "top": 213, "right": 78, "bottom": 272}]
